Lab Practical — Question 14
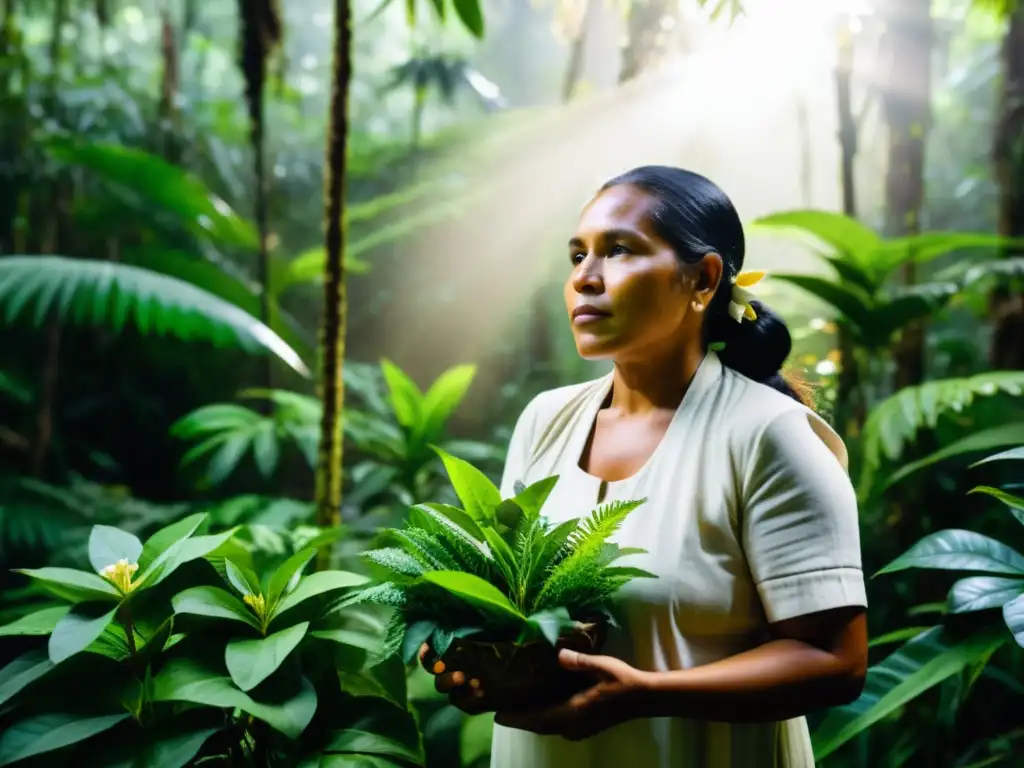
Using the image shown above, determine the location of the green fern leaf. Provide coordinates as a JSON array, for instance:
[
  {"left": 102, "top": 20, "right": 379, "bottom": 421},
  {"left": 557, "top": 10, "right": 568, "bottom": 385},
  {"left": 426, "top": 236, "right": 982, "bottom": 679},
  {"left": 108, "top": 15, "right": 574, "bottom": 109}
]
[
  {"left": 860, "top": 372, "right": 1024, "bottom": 493},
  {"left": 363, "top": 547, "right": 427, "bottom": 579},
  {"left": 385, "top": 528, "right": 460, "bottom": 571},
  {"left": 567, "top": 499, "right": 647, "bottom": 556},
  {"left": 0, "top": 256, "right": 307, "bottom": 374}
]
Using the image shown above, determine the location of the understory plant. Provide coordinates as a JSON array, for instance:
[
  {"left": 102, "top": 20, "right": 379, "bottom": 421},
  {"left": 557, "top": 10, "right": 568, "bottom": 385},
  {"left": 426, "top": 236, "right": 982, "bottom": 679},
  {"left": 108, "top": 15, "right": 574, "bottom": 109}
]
[
  {"left": 0, "top": 515, "right": 423, "bottom": 767},
  {"left": 359, "top": 449, "right": 654, "bottom": 664}
]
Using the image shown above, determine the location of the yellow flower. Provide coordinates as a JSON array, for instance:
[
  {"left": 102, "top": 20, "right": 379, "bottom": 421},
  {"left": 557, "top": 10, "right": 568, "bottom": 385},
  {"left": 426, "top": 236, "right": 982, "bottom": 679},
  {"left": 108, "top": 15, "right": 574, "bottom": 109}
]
[
  {"left": 244, "top": 593, "right": 267, "bottom": 618},
  {"left": 728, "top": 270, "right": 766, "bottom": 323},
  {"left": 100, "top": 559, "right": 139, "bottom": 594}
]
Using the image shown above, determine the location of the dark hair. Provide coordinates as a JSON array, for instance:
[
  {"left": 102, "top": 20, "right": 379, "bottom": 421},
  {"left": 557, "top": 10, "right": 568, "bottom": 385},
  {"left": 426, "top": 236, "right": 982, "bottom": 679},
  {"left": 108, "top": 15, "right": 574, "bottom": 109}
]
[{"left": 600, "top": 165, "right": 807, "bottom": 405}]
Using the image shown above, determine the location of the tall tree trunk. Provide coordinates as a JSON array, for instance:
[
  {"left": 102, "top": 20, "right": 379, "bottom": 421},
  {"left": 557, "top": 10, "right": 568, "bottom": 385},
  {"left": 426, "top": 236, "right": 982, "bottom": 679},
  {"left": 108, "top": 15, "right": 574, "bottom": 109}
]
[
  {"left": 990, "top": 5, "right": 1024, "bottom": 370},
  {"left": 562, "top": 0, "right": 597, "bottom": 101},
  {"left": 314, "top": 0, "right": 350, "bottom": 570},
  {"left": 618, "top": 0, "right": 677, "bottom": 84},
  {"left": 881, "top": 0, "right": 932, "bottom": 390},
  {"left": 833, "top": 13, "right": 865, "bottom": 437},
  {"left": 158, "top": 9, "right": 181, "bottom": 162},
  {"left": 238, "top": 0, "right": 282, "bottom": 399}
]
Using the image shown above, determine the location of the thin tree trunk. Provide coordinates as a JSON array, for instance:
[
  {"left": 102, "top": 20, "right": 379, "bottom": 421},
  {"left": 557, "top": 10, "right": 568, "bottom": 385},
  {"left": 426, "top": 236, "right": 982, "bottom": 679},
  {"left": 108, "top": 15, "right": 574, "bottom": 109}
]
[
  {"left": 618, "top": 0, "right": 677, "bottom": 84},
  {"left": 562, "top": 0, "right": 597, "bottom": 102},
  {"left": 833, "top": 13, "right": 865, "bottom": 437},
  {"left": 990, "top": 5, "right": 1024, "bottom": 370},
  {"left": 314, "top": 0, "right": 350, "bottom": 570},
  {"left": 881, "top": 0, "right": 932, "bottom": 390}
]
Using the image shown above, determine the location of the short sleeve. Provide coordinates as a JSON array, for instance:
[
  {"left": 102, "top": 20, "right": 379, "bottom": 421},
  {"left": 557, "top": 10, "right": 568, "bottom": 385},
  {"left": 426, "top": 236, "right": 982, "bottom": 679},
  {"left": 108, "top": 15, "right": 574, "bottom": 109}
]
[
  {"left": 741, "top": 409, "right": 867, "bottom": 623},
  {"left": 499, "top": 396, "right": 541, "bottom": 498}
]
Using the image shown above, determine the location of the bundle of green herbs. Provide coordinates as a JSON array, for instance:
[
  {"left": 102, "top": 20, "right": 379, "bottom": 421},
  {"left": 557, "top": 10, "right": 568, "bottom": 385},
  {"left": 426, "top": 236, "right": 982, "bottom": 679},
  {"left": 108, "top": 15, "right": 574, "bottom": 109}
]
[{"left": 356, "top": 449, "right": 654, "bottom": 709}]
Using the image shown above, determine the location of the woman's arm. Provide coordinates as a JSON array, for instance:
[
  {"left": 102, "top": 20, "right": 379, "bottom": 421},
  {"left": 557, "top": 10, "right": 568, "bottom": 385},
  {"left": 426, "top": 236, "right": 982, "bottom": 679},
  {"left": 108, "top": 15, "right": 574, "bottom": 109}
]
[{"left": 491, "top": 606, "right": 866, "bottom": 739}]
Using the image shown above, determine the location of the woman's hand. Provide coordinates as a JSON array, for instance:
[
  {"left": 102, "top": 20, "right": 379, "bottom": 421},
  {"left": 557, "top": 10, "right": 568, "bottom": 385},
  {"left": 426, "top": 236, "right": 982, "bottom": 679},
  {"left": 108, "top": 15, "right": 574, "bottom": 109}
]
[
  {"left": 418, "top": 643, "right": 493, "bottom": 715},
  {"left": 493, "top": 649, "right": 652, "bottom": 741}
]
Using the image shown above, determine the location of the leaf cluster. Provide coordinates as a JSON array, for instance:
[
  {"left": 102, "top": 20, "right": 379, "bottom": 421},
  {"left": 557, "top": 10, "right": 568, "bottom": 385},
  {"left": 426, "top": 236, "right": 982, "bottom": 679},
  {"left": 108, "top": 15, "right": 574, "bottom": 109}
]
[
  {"left": 357, "top": 449, "right": 654, "bottom": 663},
  {"left": 0, "top": 517, "right": 423, "bottom": 768}
]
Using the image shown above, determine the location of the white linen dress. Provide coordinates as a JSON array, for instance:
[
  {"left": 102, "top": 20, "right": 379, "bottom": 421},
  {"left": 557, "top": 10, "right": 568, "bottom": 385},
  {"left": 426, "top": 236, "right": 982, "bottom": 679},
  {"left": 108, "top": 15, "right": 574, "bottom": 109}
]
[{"left": 489, "top": 352, "right": 866, "bottom": 768}]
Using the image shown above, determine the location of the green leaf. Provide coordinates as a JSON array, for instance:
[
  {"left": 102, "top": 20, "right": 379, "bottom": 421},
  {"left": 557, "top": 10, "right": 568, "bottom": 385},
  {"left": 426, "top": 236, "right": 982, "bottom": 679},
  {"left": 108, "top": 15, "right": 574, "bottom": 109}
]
[
  {"left": 48, "top": 606, "right": 118, "bottom": 664},
  {"left": 14, "top": 567, "right": 121, "bottom": 603},
  {"left": 88, "top": 525, "right": 143, "bottom": 572},
  {"left": 326, "top": 728, "right": 425, "bottom": 765},
  {"left": 969, "top": 486, "right": 1024, "bottom": 516},
  {"left": 811, "top": 626, "right": 1006, "bottom": 760},
  {"left": 137, "top": 528, "right": 239, "bottom": 589},
  {"left": 138, "top": 513, "right": 207, "bottom": 571},
  {"left": 525, "top": 607, "right": 573, "bottom": 645},
  {"left": 877, "top": 529, "right": 1024, "bottom": 576},
  {"left": 0, "top": 651, "right": 54, "bottom": 708},
  {"left": 273, "top": 571, "right": 370, "bottom": 619},
  {"left": 972, "top": 446, "right": 1024, "bottom": 466},
  {"left": 152, "top": 659, "right": 317, "bottom": 739},
  {"left": 948, "top": 576, "right": 1024, "bottom": 613},
  {"left": 867, "top": 626, "right": 934, "bottom": 648},
  {"left": 1004, "top": 594, "right": 1024, "bottom": 647},
  {"left": 881, "top": 422, "right": 1024, "bottom": 492},
  {"left": 0, "top": 712, "right": 130, "bottom": 767},
  {"left": 0, "top": 606, "right": 69, "bottom": 636},
  {"left": 452, "top": 0, "right": 485, "bottom": 37},
  {"left": 749, "top": 210, "right": 882, "bottom": 269},
  {"left": 0, "top": 257, "right": 308, "bottom": 375},
  {"left": 876, "top": 231, "right": 1019, "bottom": 275},
  {"left": 172, "top": 586, "right": 261, "bottom": 629},
  {"left": 417, "top": 364, "right": 476, "bottom": 443},
  {"left": 401, "top": 620, "right": 437, "bottom": 665},
  {"left": 224, "top": 559, "right": 262, "bottom": 597},
  {"left": 45, "top": 138, "right": 257, "bottom": 249},
  {"left": 422, "top": 571, "right": 525, "bottom": 621},
  {"left": 432, "top": 448, "right": 502, "bottom": 521},
  {"left": 410, "top": 502, "right": 486, "bottom": 541},
  {"left": 266, "top": 546, "right": 317, "bottom": 606},
  {"left": 226, "top": 622, "right": 309, "bottom": 691},
  {"left": 130, "top": 725, "right": 222, "bottom": 768},
  {"left": 381, "top": 359, "right": 423, "bottom": 429},
  {"left": 770, "top": 273, "right": 873, "bottom": 332},
  {"left": 513, "top": 476, "right": 559, "bottom": 520},
  {"left": 252, "top": 422, "right": 280, "bottom": 478}
]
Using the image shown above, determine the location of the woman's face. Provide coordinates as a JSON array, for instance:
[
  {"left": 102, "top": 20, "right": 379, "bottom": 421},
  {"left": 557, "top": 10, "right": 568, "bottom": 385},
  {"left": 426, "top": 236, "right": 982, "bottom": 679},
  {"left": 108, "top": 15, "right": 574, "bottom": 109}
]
[{"left": 564, "top": 184, "right": 721, "bottom": 361}]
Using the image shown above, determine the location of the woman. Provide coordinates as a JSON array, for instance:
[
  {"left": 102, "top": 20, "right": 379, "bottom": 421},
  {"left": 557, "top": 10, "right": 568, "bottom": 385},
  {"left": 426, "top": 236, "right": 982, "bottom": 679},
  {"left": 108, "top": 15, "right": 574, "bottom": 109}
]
[{"left": 424, "top": 166, "right": 867, "bottom": 767}]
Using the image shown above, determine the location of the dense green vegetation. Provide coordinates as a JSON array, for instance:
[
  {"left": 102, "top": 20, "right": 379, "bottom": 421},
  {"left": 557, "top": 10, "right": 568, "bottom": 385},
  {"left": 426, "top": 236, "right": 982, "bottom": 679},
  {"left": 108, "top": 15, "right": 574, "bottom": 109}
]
[{"left": 0, "top": 0, "right": 1023, "bottom": 766}]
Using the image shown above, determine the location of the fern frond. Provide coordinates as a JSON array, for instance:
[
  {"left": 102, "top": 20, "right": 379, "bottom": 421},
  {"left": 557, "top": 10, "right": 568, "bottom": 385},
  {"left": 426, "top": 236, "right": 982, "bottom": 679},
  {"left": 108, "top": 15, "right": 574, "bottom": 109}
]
[
  {"left": 0, "top": 256, "right": 306, "bottom": 374},
  {"left": 566, "top": 499, "right": 646, "bottom": 556},
  {"left": 410, "top": 506, "right": 493, "bottom": 576},
  {"left": 385, "top": 528, "right": 460, "bottom": 571},
  {"left": 860, "top": 372, "right": 1024, "bottom": 489},
  {"left": 352, "top": 583, "right": 409, "bottom": 609},
  {"left": 363, "top": 547, "right": 427, "bottom": 579}
]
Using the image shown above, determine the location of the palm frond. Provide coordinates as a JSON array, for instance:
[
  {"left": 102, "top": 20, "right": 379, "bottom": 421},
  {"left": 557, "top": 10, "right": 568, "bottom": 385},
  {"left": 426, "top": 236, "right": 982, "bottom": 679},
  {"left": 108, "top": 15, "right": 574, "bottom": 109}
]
[{"left": 0, "top": 256, "right": 307, "bottom": 374}]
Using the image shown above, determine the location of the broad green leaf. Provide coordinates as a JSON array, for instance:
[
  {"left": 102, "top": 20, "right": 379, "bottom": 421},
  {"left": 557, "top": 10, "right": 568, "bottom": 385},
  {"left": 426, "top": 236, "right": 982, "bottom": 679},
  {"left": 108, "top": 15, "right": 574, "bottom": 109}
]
[
  {"left": 749, "top": 210, "right": 882, "bottom": 268},
  {"left": 867, "top": 626, "right": 933, "bottom": 648},
  {"left": 130, "top": 725, "right": 222, "bottom": 768},
  {"left": 422, "top": 571, "right": 525, "bottom": 621},
  {"left": 0, "top": 257, "right": 308, "bottom": 375},
  {"left": 326, "top": 728, "right": 425, "bottom": 765},
  {"left": 1004, "top": 594, "right": 1024, "bottom": 647},
  {"left": 0, "top": 606, "right": 69, "bottom": 636},
  {"left": 252, "top": 421, "right": 280, "bottom": 478},
  {"left": 875, "top": 231, "right": 1019, "bottom": 275},
  {"left": 48, "top": 606, "right": 118, "bottom": 664},
  {"left": 417, "top": 364, "right": 476, "bottom": 443},
  {"left": 266, "top": 546, "right": 317, "bottom": 606},
  {"left": 152, "top": 659, "right": 317, "bottom": 739},
  {"left": 969, "top": 485, "right": 1024, "bottom": 521},
  {"left": 137, "top": 528, "right": 239, "bottom": 589},
  {"left": 881, "top": 422, "right": 1024, "bottom": 492},
  {"left": 45, "top": 138, "right": 257, "bottom": 248},
  {"left": 513, "top": 476, "right": 559, "bottom": 520},
  {"left": 172, "top": 586, "right": 261, "bottom": 629},
  {"left": 811, "top": 626, "right": 1006, "bottom": 760},
  {"left": 311, "top": 628, "right": 382, "bottom": 653},
  {"left": 866, "top": 282, "right": 961, "bottom": 348},
  {"left": 273, "top": 570, "right": 370, "bottom": 619},
  {"left": 452, "top": 0, "right": 485, "bottom": 37},
  {"left": 525, "top": 607, "right": 573, "bottom": 645},
  {"left": 401, "top": 620, "right": 437, "bottom": 665},
  {"left": 139, "top": 513, "right": 208, "bottom": 570},
  {"left": 771, "top": 273, "right": 873, "bottom": 331},
  {"left": 948, "top": 576, "right": 1024, "bottom": 613},
  {"left": 381, "top": 359, "right": 423, "bottom": 429},
  {"left": 411, "top": 502, "right": 486, "bottom": 541},
  {"left": 432, "top": 447, "right": 502, "bottom": 521},
  {"left": 226, "top": 622, "right": 309, "bottom": 691},
  {"left": 0, "top": 712, "right": 130, "bottom": 767},
  {"left": 14, "top": 567, "right": 121, "bottom": 604},
  {"left": 972, "top": 446, "right": 1024, "bottom": 466},
  {"left": 0, "top": 651, "right": 54, "bottom": 708},
  {"left": 877, "top": 529, "right": 1024, "bottom": 576},
  {"left": 480, "top": 527, "right": 518, "bottom": 590},
  {"left": 225, "top": 559, "right": 262, "bottom": 597},
  {"left": 88, "top": 525, "right": 143, "bottom": 572}
]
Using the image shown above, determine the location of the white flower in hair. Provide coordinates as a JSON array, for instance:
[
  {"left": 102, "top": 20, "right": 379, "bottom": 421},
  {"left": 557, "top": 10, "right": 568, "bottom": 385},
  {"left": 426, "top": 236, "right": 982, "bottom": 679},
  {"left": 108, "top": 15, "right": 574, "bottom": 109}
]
[{"left": 728, "top": 270, "right": 766, "bottom": 323}]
